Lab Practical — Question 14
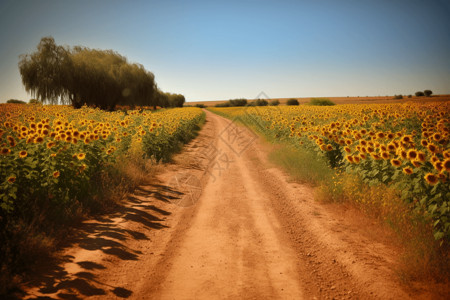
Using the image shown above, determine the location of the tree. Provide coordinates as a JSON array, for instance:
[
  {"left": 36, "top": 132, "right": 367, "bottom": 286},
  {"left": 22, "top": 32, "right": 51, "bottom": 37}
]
[
  {"left": 228, "top": 99, "right": 247, "bottom": 106},
  {"left": 415, "top": 91, "right": 425, "bottom": 97},
  {"left": 287, "top": 98, "right": 299, "bottom": 106},
  {"left": 28, "top": 99, "right": 41, "bottom": 104},
  {"left": 19, "top": 37, "right": 158, "bottom": 110},
  {"left": 6, "top": 99, "right": 26, "bottom": 104},
  {"left": 19, "top": 37, "right": 72, "bottom": 105},
  {"left": 270, "top": 99, "right": 280, "bottom": 106},
  {"left": 424, "top": 90, "right": 433, "bottom": 97},
  {"left": 255, "top": 99, "right": 268, "bottom": 106},
  {"left": 166, "top": 93, "right": 185, "bottom": 107}
]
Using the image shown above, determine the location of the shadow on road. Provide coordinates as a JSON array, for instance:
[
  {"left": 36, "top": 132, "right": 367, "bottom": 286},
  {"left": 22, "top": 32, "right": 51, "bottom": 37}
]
[{"left": 11, "top": 182, "right": 181, "bottom": 299}]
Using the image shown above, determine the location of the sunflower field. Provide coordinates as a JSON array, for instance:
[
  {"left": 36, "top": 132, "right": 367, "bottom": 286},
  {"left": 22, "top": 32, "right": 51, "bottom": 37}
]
[
  {"left": 210, "top": 102, "right": 450, "bottom": 242},
  {"left": 0, "top": 104, "right": 204, "bottom": 216}
]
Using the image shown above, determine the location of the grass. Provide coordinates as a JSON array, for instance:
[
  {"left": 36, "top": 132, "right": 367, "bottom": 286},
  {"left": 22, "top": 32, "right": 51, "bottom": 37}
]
[{"left": 268, "top": 145, "right": 332, "bottom": 185}]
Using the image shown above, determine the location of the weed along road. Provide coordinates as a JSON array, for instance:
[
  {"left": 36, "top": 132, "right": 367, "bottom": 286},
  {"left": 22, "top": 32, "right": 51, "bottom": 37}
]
[{"left": 23, "top": 110, "right": 420, "bottom": 299}]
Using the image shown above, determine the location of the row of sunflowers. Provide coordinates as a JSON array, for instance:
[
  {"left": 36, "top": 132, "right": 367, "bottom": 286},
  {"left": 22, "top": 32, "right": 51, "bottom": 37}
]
[
  {"left": 210, "top": 102, "right": 449, "bottom": 241},
  {"left": 0, "top": 104, "right": 205, "bottom": 215}
]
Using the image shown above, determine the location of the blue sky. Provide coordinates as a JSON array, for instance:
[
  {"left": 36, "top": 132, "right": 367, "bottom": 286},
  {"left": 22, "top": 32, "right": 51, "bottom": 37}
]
[{"left": 0, "top": 0, "right": 449, "bottom": 103}]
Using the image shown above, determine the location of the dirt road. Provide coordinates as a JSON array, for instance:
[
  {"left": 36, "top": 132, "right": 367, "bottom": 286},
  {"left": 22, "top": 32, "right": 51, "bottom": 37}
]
[{"left": 19, "top": 110, "right": 438, "bottom": 299}]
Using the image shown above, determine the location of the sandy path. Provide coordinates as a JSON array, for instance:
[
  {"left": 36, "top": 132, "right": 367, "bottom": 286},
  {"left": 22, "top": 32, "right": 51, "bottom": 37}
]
[{"left": 18, "top": 110, "right": 440, "bottom": 299}]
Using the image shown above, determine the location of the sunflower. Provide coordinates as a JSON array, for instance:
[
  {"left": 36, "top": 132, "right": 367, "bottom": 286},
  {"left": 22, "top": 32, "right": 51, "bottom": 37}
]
[
  {"left": 417, "top": 151, "right": 426, "bottom": 162},
  {"left": 401, "top": 135, "right": 412, "bottom": 143},
  {"left": 320, "top": 144, "right": 327, "bottom": 151},
  {"left": 371, "top": 153, "right": 381, "bottom": 160},
  {"left": 390, "top": 159, "right": 402, "bottom": 167},
  {"left": 381, "top": 152, "right": 390, "bottom": 160},
  {"left": 77, "top": 153, "right": 86, "bottom": 160},
  {"left": 424, "top": 173, "right": 438, "bottom": 185},
  {"left": 53, "top": 171, "right": 60, "bottom": 178},
  {"left": 387, "top": 143, "right": 396, "bottom": 152},
  {"left": 19, "top": 150, "right": 27, "bottom": 158},
  {"left": 420, "top": 139, "right": 428, "bottom": 147},
  {"left": 345, "top": 155, "right": 354, "bottom": 163},
  {"left": 430, "top": 155, "right": 439, "bottom": 163},
  {"left": 353, "top": 156, "right": 361, "bottom": 164},
  {"left": 344, "top": 146, "right": 351, "bottom": 153},
  {"left": 412, "top": 160, "right": 422, "bottom": 168},
  {"left": 407, "top": 149, "right": 418, "bottom": 160},
  {"left": 427, "top": 143, "right": 438, "bottom": 153},
  {"left": 359, "top": 153, "right": 367, "bottom": 160},
  {"left": 1, "top": 148, "right": 11, "bottom": 155},
  {"left": 444, "top": 150, "right": 450, "bottom": 159},
  {"left": 376, "top": 132, "right": 385, "bottom": 139},
  {"left": 47, "top": 142, "right": 55, "bottom": 149},
  {"left": 403, "top": 167, "right": 413, "bottom": 175},
  {"left": 7, "top": 176, "right": 16, "bottom": 184},
  {"left": 434, "top": 161, "right": 443, "bottom": 172},
  {"left": 432, "top": 133, "right": 442, "bottom": 142},
  {"left": 326, "top": 144, "right": 333, "bottom": 151},
  {"left": 443, "top": 159, "right": 450, "bottom": 172}
]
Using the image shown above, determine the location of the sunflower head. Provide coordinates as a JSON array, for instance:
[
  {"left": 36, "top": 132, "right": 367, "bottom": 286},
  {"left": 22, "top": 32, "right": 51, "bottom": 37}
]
[
  {"left": 1, "top": 147, "right": 11, "bottom": 155},
  {"left": 407, "top": 149, "right": 418, "bottom": 160},
  {"left": 7, "top": 176, "right": 16, "bottom": 184},
  {"left": 412, "top": 160, "right": 422, "bottom": 168},
  {"left": 19, "top": 150, "right": 27, "bottom": 158},
  {"left": 424, "top": 173, "right": 439, "bottom": 186},
  {"left": 345, "top": 155, "right": 354, "bottom": 163},
  {"left": 390, "top": 159, "right": 402, "bottom": 167},
  {"left": 427, "top": 143, "right": 438, "bottom": 154},
  {"left": 403, "top": 167, "right": 413, "bottom": 175},
  {"left": 443, "top": 159, "right": 450, "bottom": 172}
]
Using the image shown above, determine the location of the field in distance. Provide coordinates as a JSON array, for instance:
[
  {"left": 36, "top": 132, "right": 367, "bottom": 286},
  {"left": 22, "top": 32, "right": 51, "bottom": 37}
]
[{"left": 187, "top": 94, "right": 450, "bottom": 106}]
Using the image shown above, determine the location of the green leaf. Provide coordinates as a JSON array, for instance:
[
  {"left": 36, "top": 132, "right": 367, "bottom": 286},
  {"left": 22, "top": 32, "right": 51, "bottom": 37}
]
[{"left": 433, "top": 231, "right": 444, "bottom": 240}]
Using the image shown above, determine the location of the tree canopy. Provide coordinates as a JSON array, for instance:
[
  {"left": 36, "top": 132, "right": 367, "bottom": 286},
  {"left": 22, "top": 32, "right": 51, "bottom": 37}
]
[{"left": 19, "top": 37, "right": 177, "bottom": 110}]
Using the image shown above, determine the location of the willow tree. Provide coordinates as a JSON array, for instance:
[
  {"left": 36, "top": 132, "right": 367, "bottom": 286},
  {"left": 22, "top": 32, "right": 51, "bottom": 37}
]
[
  {"left": 18, "top": 37, "right": 72, "bottom": 104},
  {"left": 19, "top": 37, "right": 164, "bottom": 110}
]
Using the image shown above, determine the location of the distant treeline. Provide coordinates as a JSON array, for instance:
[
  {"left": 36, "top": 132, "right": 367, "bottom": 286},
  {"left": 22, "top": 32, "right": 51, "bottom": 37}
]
[
  {"left": 18, "top": 37, "right": 184, "bottom": 110},
  {"left": 215, "top": 98, "right": 280, "bottom": 107}
]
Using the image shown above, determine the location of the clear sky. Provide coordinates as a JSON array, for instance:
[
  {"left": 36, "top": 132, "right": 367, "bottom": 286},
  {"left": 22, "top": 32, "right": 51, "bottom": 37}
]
[{"left": 0, "top": 0, "right": 449, "bottom": 103}]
